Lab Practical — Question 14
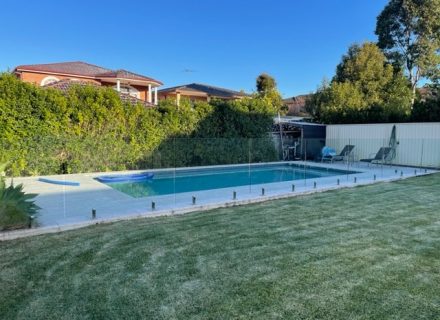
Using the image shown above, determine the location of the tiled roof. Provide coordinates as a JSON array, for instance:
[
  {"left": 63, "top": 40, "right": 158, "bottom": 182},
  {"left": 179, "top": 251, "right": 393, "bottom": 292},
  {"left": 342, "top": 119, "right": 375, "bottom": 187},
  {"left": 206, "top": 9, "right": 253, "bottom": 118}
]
[
  {"left": 96, "top": 69, "right": 163, "bottom": 85},
  {"left": 159, "top": 83, "right": 249, "bottom": 99},
  {"left": 283, "top": 94, "right": 310, "bottom": 104},
  {"left": 14, "top": 61, "right": 162, "bottom": 85},
  {"left": 418, "top": 86, "right": 438, "bottom": 100},
  {"left": 44, "top": 79, "right": 154, "bottom": 107},
  {"left": 283, "top": 94, "right": 311, "bottom": 116},
  {"left": 15, "top": 61, "right": 111, "bottom": 78},
  {"left": 118, "top": 92, "right": 154, "bottom": 107},
  {"left": 43, "top": 79, "right": 99, "bottom": 90}
]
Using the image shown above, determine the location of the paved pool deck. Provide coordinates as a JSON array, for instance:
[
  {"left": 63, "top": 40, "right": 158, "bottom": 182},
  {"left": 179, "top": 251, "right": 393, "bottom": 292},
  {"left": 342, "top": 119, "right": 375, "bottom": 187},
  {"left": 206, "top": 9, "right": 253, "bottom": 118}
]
[{"left": 1, "top": 161, "right": 437, "bottom": 240}]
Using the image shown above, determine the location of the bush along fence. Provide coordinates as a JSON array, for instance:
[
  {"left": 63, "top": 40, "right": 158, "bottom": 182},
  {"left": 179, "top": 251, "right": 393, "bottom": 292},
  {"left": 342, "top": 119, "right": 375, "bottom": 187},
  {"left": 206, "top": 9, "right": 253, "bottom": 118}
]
[{"left": 0, "top": 73, "right": 279, "bottom": 176}]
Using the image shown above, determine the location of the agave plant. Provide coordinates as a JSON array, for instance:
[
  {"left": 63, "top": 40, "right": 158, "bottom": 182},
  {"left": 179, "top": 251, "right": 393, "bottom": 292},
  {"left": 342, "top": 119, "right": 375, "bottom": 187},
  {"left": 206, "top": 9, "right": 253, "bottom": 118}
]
[{"left": 0, "top": 163, "right": 40, "bottom": 230}]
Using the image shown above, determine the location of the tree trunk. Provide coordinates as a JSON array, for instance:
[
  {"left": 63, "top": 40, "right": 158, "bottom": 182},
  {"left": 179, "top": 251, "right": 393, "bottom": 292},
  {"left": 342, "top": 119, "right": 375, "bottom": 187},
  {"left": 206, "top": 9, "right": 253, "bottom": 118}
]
[
  {"left": 411, "top": 82, "right": 417, "bottom": 107},
  {"left": 408, "top": 66, "right": 419, "bottom": 108}
]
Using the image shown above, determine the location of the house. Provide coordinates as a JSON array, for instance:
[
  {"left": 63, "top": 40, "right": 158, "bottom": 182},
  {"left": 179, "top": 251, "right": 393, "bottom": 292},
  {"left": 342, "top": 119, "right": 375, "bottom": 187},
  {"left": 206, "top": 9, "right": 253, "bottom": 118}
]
[
  {"left": 158, "top": 83, "right": 249, "bottom": 106},
  {"left": 13, "top": 61, "right": 162, "bottom": 105},
  {"left": 283, "top": 94, "right": 311, "bottom": 116}
]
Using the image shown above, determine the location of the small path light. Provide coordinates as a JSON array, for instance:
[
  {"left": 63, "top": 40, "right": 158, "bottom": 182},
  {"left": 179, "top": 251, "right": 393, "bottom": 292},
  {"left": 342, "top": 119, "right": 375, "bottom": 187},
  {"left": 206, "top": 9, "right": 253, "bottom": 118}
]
[
  {"left": 401, "top": 171, "right": 404, "bottom": 177},
  {"left": 192, "top": 196, "right": 196, "bottom": 205},
  {"left": 414, "top": 169, "right": 417, "bottom": 175},
  {"left": 313, "top": 181, "right": 317, "bottom": 189},
  {"left": 151, "top": 201, "right": 156, "bottom": 210},
  {"left": 337, "top": 179, "right": 340, "bottom": 186},
  {"left": 374, "top": 174, "right": 376, "bottom": 181},
  {"left": 261, "top": 188, "right": 265, "bottom": 196},
  {"left": 233, "top": 191, "right": 237, "bottom": 200},
  {"left": 354, "top": 177, "right": 357, "bottom": 183},
  {"left": 92, "top": 209, "right": 96, "bottom": 220},
  {"left": 292, "top": 184, "right": 295, "bottom": 192}
]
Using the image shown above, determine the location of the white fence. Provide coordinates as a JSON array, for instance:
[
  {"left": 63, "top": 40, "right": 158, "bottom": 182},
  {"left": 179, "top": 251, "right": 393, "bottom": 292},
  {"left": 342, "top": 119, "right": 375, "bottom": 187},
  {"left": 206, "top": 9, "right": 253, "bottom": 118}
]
[{"left": 326, "top": 123, "right": 440, "bottom": 168}]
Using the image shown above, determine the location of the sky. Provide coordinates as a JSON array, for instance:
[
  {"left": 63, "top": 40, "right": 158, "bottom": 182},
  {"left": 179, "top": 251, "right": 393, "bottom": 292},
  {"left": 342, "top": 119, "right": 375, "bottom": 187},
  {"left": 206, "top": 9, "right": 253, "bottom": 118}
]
[{"left": 0, "top": 0, "right": 388, "bottom": 97}]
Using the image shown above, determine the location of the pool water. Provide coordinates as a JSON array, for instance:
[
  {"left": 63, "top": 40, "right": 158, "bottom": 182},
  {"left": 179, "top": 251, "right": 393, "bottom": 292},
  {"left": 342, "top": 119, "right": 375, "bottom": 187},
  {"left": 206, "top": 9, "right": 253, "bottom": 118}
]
[{"left": 100, "top": 164, "right": 356, "bottom": 198}]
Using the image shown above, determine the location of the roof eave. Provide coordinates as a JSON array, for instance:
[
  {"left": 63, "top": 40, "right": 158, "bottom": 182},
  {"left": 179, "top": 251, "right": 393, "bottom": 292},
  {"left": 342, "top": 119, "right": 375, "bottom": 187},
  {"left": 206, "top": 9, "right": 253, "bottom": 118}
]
[
  {"left": 14, "top": 66, "right": 163, "bottom": 86},
  {"left": 14, "top": 68, "right": 97, "bottom": 80},
  {"left": 96, "top": 76, "right": 162, "bottom": 86}
]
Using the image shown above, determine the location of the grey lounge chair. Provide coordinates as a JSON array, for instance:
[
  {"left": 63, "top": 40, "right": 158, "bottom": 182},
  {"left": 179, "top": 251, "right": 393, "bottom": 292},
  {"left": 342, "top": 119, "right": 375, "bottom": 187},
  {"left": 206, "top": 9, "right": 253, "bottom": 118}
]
[
  {"left": 360, "top": 147, "right": 392, "bottom": 165},
  {"left": 332, "top": 145, "right": 355, "bottom": 162},
  {"left": 322, "top": 145, "right": 355, "bottom": 162}
]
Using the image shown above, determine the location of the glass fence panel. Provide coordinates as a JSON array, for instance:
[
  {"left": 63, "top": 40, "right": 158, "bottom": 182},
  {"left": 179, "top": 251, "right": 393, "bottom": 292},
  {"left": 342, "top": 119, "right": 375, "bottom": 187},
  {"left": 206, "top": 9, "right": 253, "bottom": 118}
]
[{"left": 1, "top": 135, "right": 439, "bottom": 232}]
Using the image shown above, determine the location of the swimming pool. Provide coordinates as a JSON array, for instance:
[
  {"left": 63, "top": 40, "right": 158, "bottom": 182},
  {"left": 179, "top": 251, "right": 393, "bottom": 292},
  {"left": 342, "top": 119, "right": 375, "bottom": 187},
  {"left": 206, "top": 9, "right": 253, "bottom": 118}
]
[{"left": 98, "top": 163, "right": 358, "bottom": 198}]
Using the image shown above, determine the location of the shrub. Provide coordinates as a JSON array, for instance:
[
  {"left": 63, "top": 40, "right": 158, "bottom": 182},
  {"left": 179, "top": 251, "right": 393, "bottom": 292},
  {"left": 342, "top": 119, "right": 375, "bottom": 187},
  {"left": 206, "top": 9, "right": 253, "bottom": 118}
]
[{"left": 0, "top": 163, "right": 40, "bottom": 230}]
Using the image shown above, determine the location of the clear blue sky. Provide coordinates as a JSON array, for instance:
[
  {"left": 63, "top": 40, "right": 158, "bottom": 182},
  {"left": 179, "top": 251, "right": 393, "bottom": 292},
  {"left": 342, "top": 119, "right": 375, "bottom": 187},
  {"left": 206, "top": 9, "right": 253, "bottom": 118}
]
[{"left": 0, "top": 0, "right": 388, "bottom": 97}]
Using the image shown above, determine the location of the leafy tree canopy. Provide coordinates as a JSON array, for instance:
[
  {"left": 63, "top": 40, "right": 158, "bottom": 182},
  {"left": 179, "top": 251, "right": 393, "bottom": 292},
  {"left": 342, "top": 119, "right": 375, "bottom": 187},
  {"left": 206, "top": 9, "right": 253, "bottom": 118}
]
[
  {"left": 375, "top": 0, "right": 440, "bottom": 96},
  {"left": 306, "top": 42, "right": 413, "bottom": 124},
  {"left": 256, "top": 73, "right": 276, "bottom": 94},
  {"left": 255, "top": 73, "right": 285, "bottom": 114}
]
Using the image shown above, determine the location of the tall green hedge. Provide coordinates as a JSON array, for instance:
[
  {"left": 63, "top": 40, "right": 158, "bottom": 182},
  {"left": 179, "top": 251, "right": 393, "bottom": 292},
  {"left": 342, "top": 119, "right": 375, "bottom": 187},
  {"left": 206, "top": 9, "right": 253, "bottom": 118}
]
[{"left": 0, "top": 73, "right": 277, "bottom": 176}]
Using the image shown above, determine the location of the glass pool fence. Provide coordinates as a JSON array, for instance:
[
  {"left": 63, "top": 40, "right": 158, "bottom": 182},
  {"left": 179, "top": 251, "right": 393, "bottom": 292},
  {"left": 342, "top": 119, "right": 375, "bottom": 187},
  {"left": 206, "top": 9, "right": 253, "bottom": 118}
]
[{"left": 1, "top": 136, "right": 439, "bottom": 229}]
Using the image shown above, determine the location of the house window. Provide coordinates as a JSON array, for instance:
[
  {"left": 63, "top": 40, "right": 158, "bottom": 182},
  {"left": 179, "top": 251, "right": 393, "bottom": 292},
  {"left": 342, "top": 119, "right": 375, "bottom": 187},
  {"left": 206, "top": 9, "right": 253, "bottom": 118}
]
[{"left": 40, "top": 76, "right": 60, "bottom": 86}]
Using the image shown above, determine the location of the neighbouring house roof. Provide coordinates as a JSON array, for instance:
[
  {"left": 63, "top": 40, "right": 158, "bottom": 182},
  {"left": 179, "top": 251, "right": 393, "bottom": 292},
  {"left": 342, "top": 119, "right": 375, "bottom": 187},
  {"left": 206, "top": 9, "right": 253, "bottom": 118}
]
[
  {"left": 96, "top": 69, "right": 163, "bottom": 85},
  {"left": 418, "top": 86, "right": 438, "bottom": 101},
  {"left": 159, "top": 83, "right": 249, "bottom": 99},
  {"left": 43, "top": 79, "right": 99, "bottom": 90},
  {"left": 14, "top": 61, "right": 162, "bottom": 85},
  {"left": 15, "top": 61, "right": 111, "bottom": 78},
  {"left": 282, "top": 94, "right": 310, "bottom": 105},
  {"left": 283, "top": 94, "right": 311, "bottom": 116},
  {"left": 43, "top": 79, "right": 154, "bottom": 107}
]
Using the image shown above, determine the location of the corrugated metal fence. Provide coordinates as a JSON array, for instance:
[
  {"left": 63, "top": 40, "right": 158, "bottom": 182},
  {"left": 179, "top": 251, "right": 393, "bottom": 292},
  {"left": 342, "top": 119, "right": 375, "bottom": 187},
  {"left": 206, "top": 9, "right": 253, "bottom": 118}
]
[{"left": 326, "top": 123, "right": 440, "bottom": 168}]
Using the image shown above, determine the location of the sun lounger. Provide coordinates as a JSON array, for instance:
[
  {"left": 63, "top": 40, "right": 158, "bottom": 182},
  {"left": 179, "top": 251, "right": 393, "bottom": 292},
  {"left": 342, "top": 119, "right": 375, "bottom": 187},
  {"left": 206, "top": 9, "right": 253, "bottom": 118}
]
[
  {"left": 321, "top": 145, "right": 355, "bottom": 162},
  {"left": 360, "top": 147, "right": 392, "bottom": 165}
]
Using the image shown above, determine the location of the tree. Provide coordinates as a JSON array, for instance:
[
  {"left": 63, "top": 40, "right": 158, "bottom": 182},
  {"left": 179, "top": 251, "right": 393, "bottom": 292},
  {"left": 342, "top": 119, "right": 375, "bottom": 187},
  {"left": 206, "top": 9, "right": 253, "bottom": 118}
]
[
  {"left": 375, "top": 0, "right": 440, "bottom": 100},
  {"left": 256, "top": 73, "right": 276, "bottom": 94},
  {"left": 334, "top": 42, "right": 397, "bottom": 103},
  {"left": 255, "top": 73, "right": 284, "bottom": 113},
  {"left": 307, "top": 42, "right": 413, "bottom": 124},
  {"left": 305, "top": 78, "right": 330, "bottom": 119}
]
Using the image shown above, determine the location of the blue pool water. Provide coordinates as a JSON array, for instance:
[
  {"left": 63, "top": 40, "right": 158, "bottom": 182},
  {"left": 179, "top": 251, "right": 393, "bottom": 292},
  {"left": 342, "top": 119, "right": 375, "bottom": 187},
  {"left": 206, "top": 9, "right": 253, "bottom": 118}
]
[{"left": 100, "top": 164, "right": 356, "bottom": 198}]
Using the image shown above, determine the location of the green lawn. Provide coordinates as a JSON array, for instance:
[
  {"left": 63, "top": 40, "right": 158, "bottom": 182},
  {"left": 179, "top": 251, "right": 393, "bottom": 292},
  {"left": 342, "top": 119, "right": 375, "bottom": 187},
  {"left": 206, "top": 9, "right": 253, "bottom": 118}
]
[{"left": 1, "top": 174, "right": 440, "bottom": 319}]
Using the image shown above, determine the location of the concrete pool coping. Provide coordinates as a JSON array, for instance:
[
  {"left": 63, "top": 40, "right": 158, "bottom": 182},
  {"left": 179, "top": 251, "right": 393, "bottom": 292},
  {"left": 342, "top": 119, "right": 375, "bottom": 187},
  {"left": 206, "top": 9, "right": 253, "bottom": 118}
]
[{"left": 1, "top": 161, "right": 437, "bottom": 241}]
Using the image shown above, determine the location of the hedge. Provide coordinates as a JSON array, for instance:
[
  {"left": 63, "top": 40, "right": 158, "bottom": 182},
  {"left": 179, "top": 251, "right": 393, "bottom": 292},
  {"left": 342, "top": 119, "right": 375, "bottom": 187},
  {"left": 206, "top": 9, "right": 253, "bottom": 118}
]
[{"left": 0, "top": 73, "right": 278, "bottom": 176}]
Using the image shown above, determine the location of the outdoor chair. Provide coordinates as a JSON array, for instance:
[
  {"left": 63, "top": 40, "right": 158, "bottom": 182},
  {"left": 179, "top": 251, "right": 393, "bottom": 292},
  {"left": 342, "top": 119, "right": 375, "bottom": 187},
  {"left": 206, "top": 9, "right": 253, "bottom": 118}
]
[
  {"left": 321, "top": 145, "right": 355, "bottom": 163},
  {"left": 360, "top": 147, "right": 392, "bottom": 165}
]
